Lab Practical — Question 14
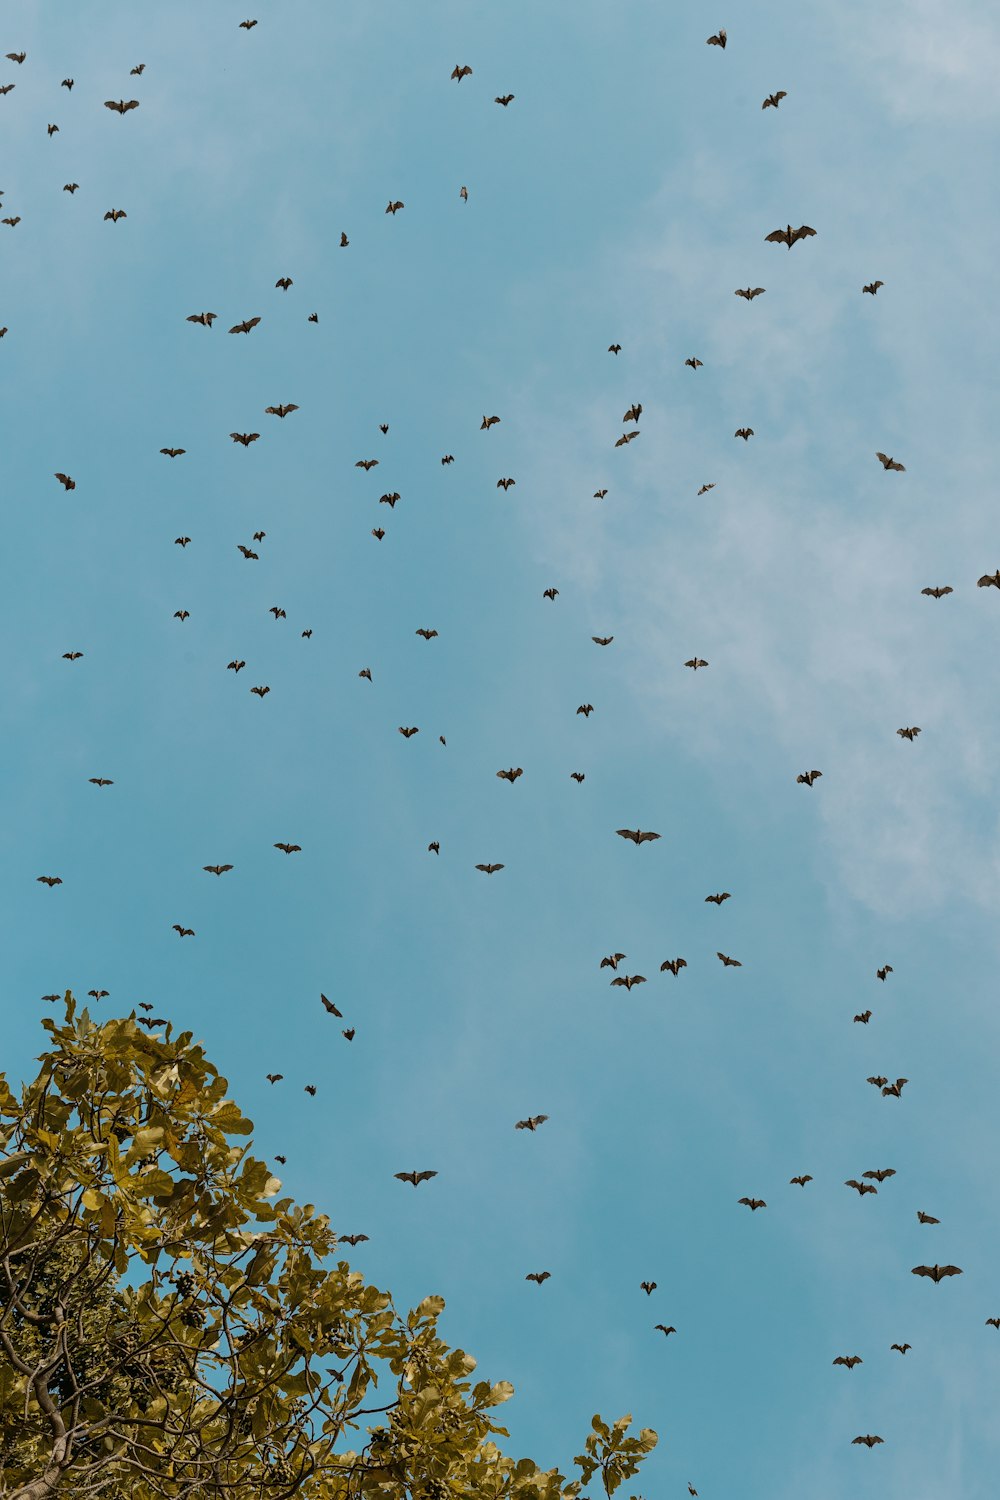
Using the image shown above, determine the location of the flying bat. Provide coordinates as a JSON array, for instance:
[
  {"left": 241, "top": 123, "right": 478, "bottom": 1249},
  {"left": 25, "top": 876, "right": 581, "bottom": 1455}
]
[
  {"left": 321, "top": 994, "right": 343, "bottom": 1017},
  {"left": 734, "top": 428, "right": 754, "bottom": 440},
  {"left": 570, "top": 772, "right": 585, "bottom": 782},
  {"left": 852, "top": 1436, "right": 883, "bottom": 1448},
  {"left": 87, "top": 991, "right": 109, "bottom": 1002},
  {"left": 356, "top": 458, "right": 378, "bottom": 470},
  {"left": 265, "top": 403, "right": 298, "bottom": 418},
  {"left": 762, "top": 91, "right": 787, "bottom": 108},
  {"left": 37, "top": 876, "right": 63, "bottom": 887},
  {"left": 89, "top": 778, "right": 113, "bottom": 787},
  {"left": 854, "top": 1010, "right": 872, "bottom": 1024},
  {"left": 275, "top": 276, "right": 292, "bottom": 290},
  {"left": 230, "top": 432, "right": 260, "bottom": 446},
  {"left": 610, "top": 974, "right": 646, "bottom": 991},
  {"left": 495, "top": 94, "right": 515, "bottom": 106},
  {"left": 876, "top": 965, "right": 893, "bottom": 980},
  {"left": 797, "top": 769, "right": 822, "bottom": 786},
  {"left": 386, "top": 201, "right": 404, "bottom": 214},
  {"left": 173, "top": 610, "right": 189, "bottom": 621},
  {"left": 660, "top": 958, "right": 687, "bottom": 976},
  {"left": 372, "top": 528, "right": 385, "bottom": 540},
  {"left": 274, "top": 842, "right": 301, "bottom": 854},
  {"left": 428, "top": 841, "right": 440, "bottom": 854},
  {"left": 608, "top": 343, "right": 621, "bottom": 354},
  {"left": 986, "top": 1318, "right": 1000, "bottom": 1329},
  {"left": 160, "top": 448, "right": 185, "bottom": 457},
  {"left": 237, "top": 546, "right": 258, "bottom": 558},
  {"left": 341, "top": 1234, "right": 369, "bottom": 1246},
  {"left": 735, "top": 287, "right": 765, "bottom": 300},
  {"left": 172, "top": 925, "right": 195, "bottom": 937},
  {"left": 655, "top": 1324, "right": 677, "bottom": 1336},
  {"left": 229, "top": 317, "right": 261, "bottom": 334},
  {"left": 685, "top": 358, "right": 703, "bottom": 370},
  {"left": 451, "top": 64, "right": 473, "bottom": 80},
  {"left": 47, "top": 124, "right": 58, "bottom": 136},
  {"left": 600, "top": 954, "right": 626, "bottom": 970},
  {"left": 62, "top": 651, "right": 83, "bottom": 660},
  {"left": 717, "top": 952, "right": 742, "bottom": 967},
  {"left": 881, "top": 1078, "right": 908, "bottom": 1097},
  {"left": 269, "top": 606, "right": 286, "bottom": 619},
  {"left": 845, "top": 1179, "right": 877, "bottom": 1196},
  {"left": 63, "top": 184, "right": 79, "bottom": 192},
  {"left": 577, "top": 704, "right": 594, "bottom": 716},
  {"left": 705, "top": 892, "right": 731, "bottom": 904},
  {"left": 441, "top": 454, "right": 454, "bottom": 464},
  {"left": 304, "top": 1086, "right": 316, "bottom": 1096},
  {"left": 416, "top": 628, "right": 438, "bottom": 640},
  {"left": 131, "top": 64, "right": 145, "bottom": 75},
  {"left": 863, "top": 281, "right": 884, "bottom": 295},
  {"left": 867, "top": 1076, "right": 888, "bottom": 1088},
  {"left": 891, "top": 1343, "right": 911, "bottom": 1354},
  {"left": 876, "top": 452, "right": 905, "bottom": 471},
  {"left": 863, "top": 1168, "right": 895, "bottom": 1182},
  {"left": 615, "top": 431, "right": 639, "bottom": 447},
  {"left": 104, "top": 99, "right": 140, "bottom": 114},
  {"left": 475, "top": 863, "right": 504, "bottom": 874},
  {"left": 765, "top": 224, "right": 816, "bottom": 248},
  {"left": 685, "top": 658, "right": 709, "bottom": 670},
  {"left": 543, "top": 588, "right": 559, "bottom": 600},
  {"left": 239, "top": 19, "right": 258, "bottom": 29},
  {"left": 380, "top": 492, "right": 401, "bottom": 507},
  {"left": 515, "top": 1115, "right": 549, "bottom": 1131},
  {"left": 616, "top": 828, "right": 660, "bottom": 843},
  {"left": 342, "top": 1029, "right": 355, "bottom": 1042},
  {"left": 497, "top": 767, "right": 523, "bottom": 782},
  {"left": 203, "top": 864, "right": 233, "bottom": 876},
  {"left": 593, "top": 636, "right": 614, "bottom": 646},
  {"left": 525, "top": 1272, "right": 551, "bottom": 1284},
  {"left": 833, "top": 1355, "right": 862, "bottom": 1369},
  {"left": 623, "top": 403, "right": 642, "bottom": 423},
  {"left": 2, "top": 217, "right": 21, "bottom": 227},
  {"left": 395, "top": 1170, "right": 437, "bottom": 1186},
  {"left": 187, "top": 312, "right": 217, "bottom": 326},
  {"left": 921, "top": 586, "right": 953, "bottom": 598},
  {"left": 917, "top": 1211, "right": 939, "bottom": 1224},
  {"left": 54, "top": 473, "right": 75, "bottom": 490},
  {"left": 738, "top": 1197, "right": 766, "bottom": 1211},
  {"left": 911, "top": 1260, "right": 959, "bottom": 1284},
  {"left": 897, "top": 727, "right": 920, "bottom": 741},
  {"left": 977, "top": 571, "right": 1000, "bottom": 588},
  {"left": 706, "top": 29, "right": 727, "bottom": 48},
  {"left": 359, "top": 668, "right": 372, "bottom": 681},
  {"left": 227, "top": 660, "right": 246, "bottom": 672},
  {"left": 497, "top": 477, "right": 515, "bottom": 489},
  {"left": 104, "top": 209, "right": 127, "bottom": 222},
  {"left": 481, "top": 414, "right": 500, "bottom": 429},
  {"left": 790, "top": 1175, "right": 813, "bottom": 1186}
]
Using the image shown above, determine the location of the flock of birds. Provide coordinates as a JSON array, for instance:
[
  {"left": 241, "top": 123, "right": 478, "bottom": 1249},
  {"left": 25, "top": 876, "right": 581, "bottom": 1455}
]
[{"left": 4, "top": 17, "right": 995, "bottom": 1485}]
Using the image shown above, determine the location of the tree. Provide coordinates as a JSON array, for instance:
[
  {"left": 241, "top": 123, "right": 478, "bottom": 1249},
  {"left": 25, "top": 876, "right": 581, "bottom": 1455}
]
[{"left": 0, "top": 995, "right": 657, "bottom": 1499}]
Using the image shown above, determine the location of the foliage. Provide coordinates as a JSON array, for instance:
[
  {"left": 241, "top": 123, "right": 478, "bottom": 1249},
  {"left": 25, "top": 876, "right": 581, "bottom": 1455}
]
[{"left": 0, "top": 995, "right": 656, "bottom": 1500}]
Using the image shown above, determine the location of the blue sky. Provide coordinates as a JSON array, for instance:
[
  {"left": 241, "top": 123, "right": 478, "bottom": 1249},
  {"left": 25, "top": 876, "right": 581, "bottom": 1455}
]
[{"left": 3, "top": 0, "right": 1000, "bottom": 1494}]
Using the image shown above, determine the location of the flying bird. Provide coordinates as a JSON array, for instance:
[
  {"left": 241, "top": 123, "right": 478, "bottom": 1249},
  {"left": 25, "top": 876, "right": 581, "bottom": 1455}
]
[
  {"left": 515, "top": 1115, "right": 549, "bottom": 1131},
  {"left": 765, "top": 224, "right": 816, "bottom": 248},
  {"left": 395, "top": 1170, "right": 437, "bottom": 1186},
  {"left": 876, "top": 452, "right": 905, "bottom": 471},
  {"left": 616, "top": 828, "right": 660, "bottom": 844},
  {"left": 735, "top": 287, "right": 765, "bottom": 300},
  {"left": 762, "top": 91, "right": 787, "bottom": 108}
]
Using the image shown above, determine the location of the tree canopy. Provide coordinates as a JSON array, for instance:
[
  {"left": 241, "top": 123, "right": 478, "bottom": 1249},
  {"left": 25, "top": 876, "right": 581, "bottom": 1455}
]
[{"left": 0, "top": 996, "right": 656, "bottom": 1500}]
